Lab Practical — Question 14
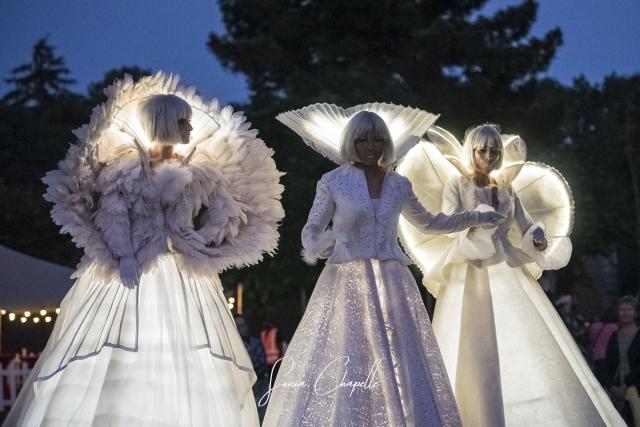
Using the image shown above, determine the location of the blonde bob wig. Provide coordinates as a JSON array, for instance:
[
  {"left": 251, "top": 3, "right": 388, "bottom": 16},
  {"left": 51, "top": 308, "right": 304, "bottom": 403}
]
[
  {"left": 138, "top": 94, "right": 192, "bottom": 145},
  {"left": 339, "top": 111, "right": 395, "bottom": 167},
  {"left": 463, "top": 123, "right": 504, "bottom": 172}
]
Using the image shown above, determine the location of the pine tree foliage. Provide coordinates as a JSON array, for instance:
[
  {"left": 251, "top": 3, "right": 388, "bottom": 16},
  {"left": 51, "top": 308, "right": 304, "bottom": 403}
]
[{"left": 3, "top": 37, "right": 75, "bottom": 107}]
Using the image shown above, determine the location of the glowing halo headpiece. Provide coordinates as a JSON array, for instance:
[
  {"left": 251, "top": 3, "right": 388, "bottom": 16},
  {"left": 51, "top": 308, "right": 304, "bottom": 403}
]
[{"left": 276, "top": 102, "right": 440, "bottom": 165}]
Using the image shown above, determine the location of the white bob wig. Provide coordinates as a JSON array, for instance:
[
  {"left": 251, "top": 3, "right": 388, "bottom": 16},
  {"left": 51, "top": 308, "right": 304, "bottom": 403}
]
[
  {"left": 463, "top": 123, "right": 504, "bottom": 172},
  {"left": 339, "top": 111, "right": 395, "bottom": 166},
  {"left": 138, "top": 94, "right": 192, "bottom": 145}
]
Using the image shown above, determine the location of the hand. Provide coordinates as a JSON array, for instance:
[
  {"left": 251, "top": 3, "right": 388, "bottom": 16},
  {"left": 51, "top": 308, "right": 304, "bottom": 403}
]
[
  {"left": 477, "top": 211, "right": 505, "bottom": 228},
  {"left": 119, "top": 257, "right": 140, "bottom": 289},
  {"left": 532, "top": 227, "right": 548, "bottom": 250}
]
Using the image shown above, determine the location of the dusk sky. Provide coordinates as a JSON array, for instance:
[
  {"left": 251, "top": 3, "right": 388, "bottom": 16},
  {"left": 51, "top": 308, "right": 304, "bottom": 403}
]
[{"left": 1, "top": 0, "right": 638, "bottom": 105}]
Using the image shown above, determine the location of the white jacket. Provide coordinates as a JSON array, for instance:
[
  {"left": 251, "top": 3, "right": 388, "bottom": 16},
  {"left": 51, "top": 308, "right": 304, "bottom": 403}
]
[
  {"left": 301, "top": 163, "right": 482, "bottom": 264},
  {"left": 441, "top": 174, "right": 570, "bottom": 270},
  {"left": 44, "top": 137, "right": 284, "bottom": 280},
  {"left": 90, "top": 154, "right": 240, "bottom": 273}
]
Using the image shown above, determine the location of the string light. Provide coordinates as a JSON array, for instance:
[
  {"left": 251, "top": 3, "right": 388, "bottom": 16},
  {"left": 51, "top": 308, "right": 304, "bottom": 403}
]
[
  {"left": 228, "top": 303, "right": 234, "bottom": 309},
  {"left": 2, "top": 309, "right": 59, "bottom": 325},
  {"left": 228, "top": 297, "right": 236, "bottom": 304}
]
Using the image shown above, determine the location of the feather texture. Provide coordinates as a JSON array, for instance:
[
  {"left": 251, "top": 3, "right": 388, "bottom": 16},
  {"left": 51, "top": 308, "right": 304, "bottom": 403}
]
[{"left": 43, "top": 72, "right": 284, "bottom": 279}]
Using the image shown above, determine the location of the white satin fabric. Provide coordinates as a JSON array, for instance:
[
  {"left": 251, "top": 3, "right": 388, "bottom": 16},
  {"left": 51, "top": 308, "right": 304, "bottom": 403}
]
[
  {"left": 262, "top": 259, "right": 461, "bottom": 427},
  {"left": 431, "top": 176, "right": 624, "bottom": 427},
  {"left": 4, "top": 255, "right": 259, "bottom": 427}
]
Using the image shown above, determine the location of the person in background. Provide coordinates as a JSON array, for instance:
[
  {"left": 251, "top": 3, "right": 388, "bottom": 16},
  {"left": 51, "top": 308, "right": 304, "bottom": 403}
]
[
  {"left": 555, "top": 294, "right": 590, "bottom": 357},
  {"left": 235, "top": 315, "right": 269, "bottom": 422},
  {"left": 591, "top": 307, "right": 619, "bottom": 385},
  {"left": 259, "top": 321, "right": 285, "bottom": 390},
  {"left": 605, "top": 295, "right": 640, "bottom": 426}
]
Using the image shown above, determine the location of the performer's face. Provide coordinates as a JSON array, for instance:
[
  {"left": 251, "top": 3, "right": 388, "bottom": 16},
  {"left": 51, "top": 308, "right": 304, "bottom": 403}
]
[
  {"left": 178, "top": 117, "right": 193, "bottom": 144},
  {"left": 618, "top": 303, "right": 637, "bottom": 325},
  {"left": 355, "top": 129, "right": 384, "bottom": 166},
  {"left": 473, "top": 141, "right": 501, "bottom": 174}
]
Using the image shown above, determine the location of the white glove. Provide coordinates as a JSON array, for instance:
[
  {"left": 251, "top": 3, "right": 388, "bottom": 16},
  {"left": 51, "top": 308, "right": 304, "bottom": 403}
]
[
  {"left": 119, "top": 257, "right": 140, "bottom": 289},
  {"left": 477, "top": 211, "right": 505, "bottom": 228},
  {"left": 532, "top": 227, "right": 548, "bottom": 249},
  {"left": 532, "top": 227, "right": 545, "bottom": 242}
]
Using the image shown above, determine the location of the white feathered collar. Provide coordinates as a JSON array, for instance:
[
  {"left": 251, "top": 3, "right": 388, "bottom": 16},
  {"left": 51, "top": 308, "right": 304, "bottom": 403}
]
[{"left": 151, "top": 161, "right": 194, "bottom": 205}]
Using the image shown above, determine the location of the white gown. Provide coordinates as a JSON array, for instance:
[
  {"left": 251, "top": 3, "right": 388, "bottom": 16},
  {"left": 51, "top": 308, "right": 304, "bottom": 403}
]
[
  {"left": 397, "top": 131, "right": 625, "bottom": 427},
  {"left": 263, "top": 163, "right": 487, "bottom": 427},
  {"left": 4, "top": 73, "right": 284, "bottom": 427},
  {"left": 5, "top": 256, "right": 258, "bottom": 427},
  {"left": 262, "top": 258, "right": 459, "bottom": 426}
]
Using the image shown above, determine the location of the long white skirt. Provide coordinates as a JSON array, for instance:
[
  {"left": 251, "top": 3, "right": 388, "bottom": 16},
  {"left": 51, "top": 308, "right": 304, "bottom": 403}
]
[
  {"left": 4, "top": 254, "right": 259, "bottom": 427},
  {"left": 432, "top": 262, "right": 625, "bottom": 427},
  {"left": 262, "top": 259, "right": 461, "bottom": 427}
]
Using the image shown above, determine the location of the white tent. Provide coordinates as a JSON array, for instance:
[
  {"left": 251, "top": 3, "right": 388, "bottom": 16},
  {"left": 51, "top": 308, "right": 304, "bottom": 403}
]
[{"left": 0, "top": 245, "right": 74, "bottom": 312}]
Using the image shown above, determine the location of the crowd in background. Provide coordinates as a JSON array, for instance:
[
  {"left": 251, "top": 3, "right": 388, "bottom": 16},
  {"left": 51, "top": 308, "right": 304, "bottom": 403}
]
[
  {"left": 230, "top": 292, "right": 640, "bottom": 425},
  {"left": 556, "top": 294, "right": 640, "bottom": 426},
  {"left": 3, "top": 293, "right": 640, "bottom": 425}
]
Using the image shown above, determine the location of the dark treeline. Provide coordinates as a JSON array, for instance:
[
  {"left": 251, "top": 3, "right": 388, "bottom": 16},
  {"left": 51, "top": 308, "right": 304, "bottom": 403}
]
[
  {"left": 1, "top": 1, "right": 638, "bottom": 327},
  {"left": 0, "top": 36, "right": 150, "bottom": 269}
]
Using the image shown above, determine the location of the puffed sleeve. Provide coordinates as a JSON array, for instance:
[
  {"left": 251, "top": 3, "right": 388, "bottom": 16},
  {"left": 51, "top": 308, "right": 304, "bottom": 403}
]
[
  {"left": 512, "top": 186, "right": 572, "bottom": 270},
  {"left": 301, "top": 177, "right": 336, "bottom": 264},
  {"left": 514, "top": 188, "right": 544, "bottom": 251},
  {"left": 92, "top": 157, "right": 140, "bottom": 261},
  {"left": 402, "top": 178, "right": 479, "bottom": 234},
  {"left": 513, "top": 191, "right": 535, "bottom": 235},
  {"left": 164, "top": 191, "right": 216, "bottom": 259},
  {"left": 173, "top": 138, "right": 285, "bottom": 274},
  {"left": 93, "top": 192, "right": 135, "bottom": 260}
]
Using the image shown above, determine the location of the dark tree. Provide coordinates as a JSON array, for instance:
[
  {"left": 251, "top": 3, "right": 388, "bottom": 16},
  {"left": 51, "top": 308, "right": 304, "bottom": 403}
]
[
  {"left": 2, "top": 37, "right": 75, "bottom": 107},
  {"left": 560, "top": 75, "right": 640, "bottom": 294},
  {"left": 0, "top": 48, "right": 154, "bottom": 268},
  {"left": 87, "top": 66, "right": 152, "bottom": 104},
  {"left": 209, "top": 0, "right": 560, "bottom": 110}
]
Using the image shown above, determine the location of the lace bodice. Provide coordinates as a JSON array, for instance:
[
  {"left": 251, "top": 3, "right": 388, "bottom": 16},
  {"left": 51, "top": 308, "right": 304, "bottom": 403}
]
[{"left": 301, "top": 164, "right": 482, "bottom": 264}]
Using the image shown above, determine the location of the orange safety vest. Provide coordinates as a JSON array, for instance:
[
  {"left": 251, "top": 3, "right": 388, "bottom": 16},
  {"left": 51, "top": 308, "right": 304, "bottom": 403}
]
[{"left": 261, "top": 327, "right": 280, "bottom": 365}]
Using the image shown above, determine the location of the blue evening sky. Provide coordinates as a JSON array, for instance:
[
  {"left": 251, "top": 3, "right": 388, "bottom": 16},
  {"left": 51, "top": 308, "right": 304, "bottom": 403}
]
[{"left": 1, "top": 0, "right": 638, "bottom": 105}]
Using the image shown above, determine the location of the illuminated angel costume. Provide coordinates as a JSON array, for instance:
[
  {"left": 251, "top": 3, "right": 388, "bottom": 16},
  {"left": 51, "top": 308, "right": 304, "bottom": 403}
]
[
  {"left": 263, "top": 104, "right": 468, "bottom": 427},
  {"left": 4, "top": 73, "right": 284, "bottom": 427},
  {"left": 397, "top": 127, "right": 624, "bottom": 427}
]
